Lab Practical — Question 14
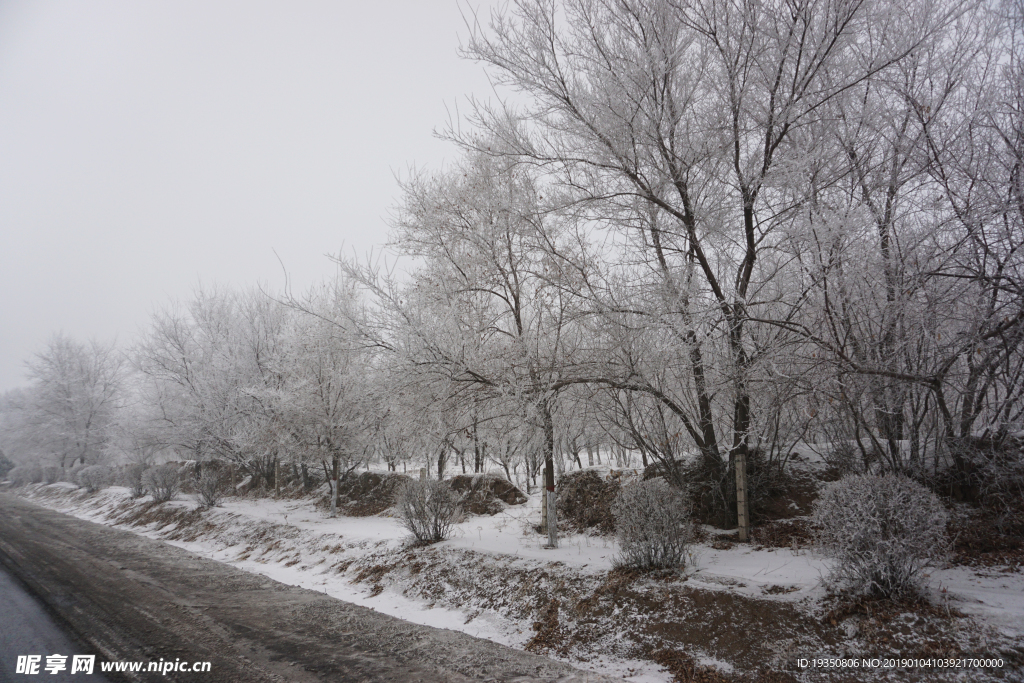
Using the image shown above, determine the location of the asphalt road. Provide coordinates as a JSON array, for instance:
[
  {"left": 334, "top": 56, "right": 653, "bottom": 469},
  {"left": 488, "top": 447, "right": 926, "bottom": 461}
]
[
  {"left": 0, "top": 563, "right": 113, "bottom": 683},
  {"left": 0, "top": 493, "right": 618, "bottom": 683}
]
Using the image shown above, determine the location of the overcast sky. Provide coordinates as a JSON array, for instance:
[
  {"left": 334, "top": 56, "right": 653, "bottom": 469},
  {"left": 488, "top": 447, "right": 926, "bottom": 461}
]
[{"left": 0, "top": 0, "right": 496, "bottom": 391}]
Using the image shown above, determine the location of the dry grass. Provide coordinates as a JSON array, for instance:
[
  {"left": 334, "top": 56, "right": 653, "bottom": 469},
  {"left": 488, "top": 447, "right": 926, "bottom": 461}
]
[{"left": 650, "top": 649, "right": 731, "bottom": 683}]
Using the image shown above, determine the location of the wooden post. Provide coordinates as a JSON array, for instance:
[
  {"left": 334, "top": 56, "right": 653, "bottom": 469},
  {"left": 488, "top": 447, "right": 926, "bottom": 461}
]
[{"left": 275, "top": 460, "right": 281, "bottom": 498}]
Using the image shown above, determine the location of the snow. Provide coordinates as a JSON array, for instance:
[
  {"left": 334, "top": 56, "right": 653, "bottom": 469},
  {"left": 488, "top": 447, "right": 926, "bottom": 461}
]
[
  {"left": 18, "top": 483, "right": 1024, "bottom": 681},
  {"left": 933, "top": 566, "right": 1024, "bottom": 640}
]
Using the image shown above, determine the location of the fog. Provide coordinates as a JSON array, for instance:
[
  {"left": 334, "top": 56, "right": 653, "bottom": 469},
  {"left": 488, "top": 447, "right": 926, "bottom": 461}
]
[{"left": 0, "top": 0, "right": 493, "bottom": 391}]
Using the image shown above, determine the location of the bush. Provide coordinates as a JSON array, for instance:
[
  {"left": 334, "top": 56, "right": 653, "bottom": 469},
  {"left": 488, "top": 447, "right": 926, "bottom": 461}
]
[
  {"left": 7, "top": 464, "right": 43, "bottom": 486},
  {"left": 397, "top": 479, "right": 462, "bottom": 544},
  {"left": 939, "top": 435, "right": 1024, "bottom": 511},
  {"left": 195, "top": 469, "right": 225, "bottom": 508},
  {"left": 143, "top": 464, "right": 180, "bottom": 503},
  {"left": 822, "top": 441, "right": 864, "bottom": 477},
  {"left": 121, "top": 464, "right": 147, "bottom": 498},
  {"left": 76, "top": 465, "right": 112, "bottom": 493},
  {"left": 813, "top": 473, "right": 949, "bottom": 599},
  {"left": 613, "top": 479, "right": 693, "bottom": 570},
  {"left": 41, "top": 465, "right": 62, "bottom": 485}
]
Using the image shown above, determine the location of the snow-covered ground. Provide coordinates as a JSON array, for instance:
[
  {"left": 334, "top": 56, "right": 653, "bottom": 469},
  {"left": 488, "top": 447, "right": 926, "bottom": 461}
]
[{"left": 16, "top": 482, "right": 1024, "bottom": 681}]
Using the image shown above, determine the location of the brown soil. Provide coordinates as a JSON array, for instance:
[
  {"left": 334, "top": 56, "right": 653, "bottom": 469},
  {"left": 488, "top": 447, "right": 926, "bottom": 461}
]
[
  {"left": 449, "top": 473, "right": 527, "bottom": 515},
  {"left": 752, "top": 473, "right": 820, "bottom": 523},
  {"left": 752, "top": 519, "right": 815, "bottom": 549},
  {"left": 330, "top": 471, "right": 411, "bottom": 516},
  {"left": 556, "top": 469, "right": 620, "bottom": 535}
]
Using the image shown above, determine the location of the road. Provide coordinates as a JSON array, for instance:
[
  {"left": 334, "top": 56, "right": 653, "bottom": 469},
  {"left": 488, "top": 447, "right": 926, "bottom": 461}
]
[
  {"left": 0, "top": 564, "right": 113, "bottom": 683},
  {"left": 0, "top": 493, "right": 617, "bottom": 683}
]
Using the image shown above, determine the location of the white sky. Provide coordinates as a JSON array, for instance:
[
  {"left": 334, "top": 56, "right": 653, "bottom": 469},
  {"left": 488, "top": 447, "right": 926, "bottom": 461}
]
[{"left": 0, "top": 0, "right": 497, "bottom": 391}]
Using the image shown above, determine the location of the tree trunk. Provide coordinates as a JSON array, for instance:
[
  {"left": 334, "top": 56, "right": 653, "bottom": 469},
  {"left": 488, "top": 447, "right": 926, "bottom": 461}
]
[
  {"left": 732, "top": 395, "right": 751, "bottom": 542},
  {"left": 437, "top": 445, "right": 447, "bottom": 480},
  {"left": 540, "top": 400, "right": 556, "bottom": 539}
]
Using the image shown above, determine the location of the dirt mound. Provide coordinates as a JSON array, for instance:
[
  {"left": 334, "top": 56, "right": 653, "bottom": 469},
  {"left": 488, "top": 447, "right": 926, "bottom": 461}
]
[
  {"left": 333, "top": 472, "right": 412, "bottom": 516},
  {"left": 557, "top": 469, "right": 622, "bottom": 535},
  {"left": 448, "top": 473, "right": 527, "bottom": 515},
  {"left": 644, "top": 453, "right": 819, "bottom": 529}
]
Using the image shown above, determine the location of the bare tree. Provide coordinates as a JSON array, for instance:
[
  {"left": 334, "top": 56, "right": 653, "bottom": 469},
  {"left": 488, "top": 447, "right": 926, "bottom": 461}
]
[
  {"left": 343, "top": 150, "right": 586, "bottom": 536},
  {"left": 134, "top": 288, "right": 292, "bottom": 485},
  {"left": 776, "top": 2, "right": 1024, "bottom": 483},
  {"left": 284, "top": 283, "right": 381, "bottom": 516},
  {"left": 19, "top": 334, "right": 125, "bottom": 469},
  {"left": 457, "top": 0, "right": 979, "bottom": 539}
]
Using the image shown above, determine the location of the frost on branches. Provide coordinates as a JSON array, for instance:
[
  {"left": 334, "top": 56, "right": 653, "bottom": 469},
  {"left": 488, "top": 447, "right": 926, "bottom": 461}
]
[
  {"left": 813, "top": 474, "right": 949, "bottom": 599},
  {"left": 195, "top": 468, "right": 226, "bottom": 509},
  {"left": 398, "top": 479, "right": 462, "bottom": 544},
  {"left": 613, "top": 479, "right": 692, "bottom": 570},
  {"left": 75, "top": 465, "right": 112, "bottom": 493},
  {"left": 143, "top": 464, "right": 181, "bottom": 504}
]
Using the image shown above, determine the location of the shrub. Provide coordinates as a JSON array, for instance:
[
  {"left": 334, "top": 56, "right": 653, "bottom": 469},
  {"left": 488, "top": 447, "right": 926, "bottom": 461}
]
[
  {"left": 195, "top": 469, "right": 225, "bottom": 508},
  {"left": 397, "top": 479, "right": 462, "bottom": 544},
  {"left": 822, "top": 441, "right": 864, "bottom": 477},
  {"left": 813, "top": 473, "right": 948, "bottom": 599},
  {"left": 648, "top": 456, "right": 731, "bottom": 527},
  {"left": 7, "top": 464, "right": 44, "bottom": 486},
  {"left": 613, "top": 479, "right": 693, "bottom": 570},
  {"left": 42, "top": 465, "right": 63, "bottom": 485},
  {"left": 939, "top": 435, "right": 1024, "bottom": 511},
  {"left": 76, "top": 465, "right": 112, "bottom": 493},
  {"left": 121, "top": 464, "right": 147, "bottom": 498},
  {"left": 143, "top": 464, "right": 180, "bottom": 503}
]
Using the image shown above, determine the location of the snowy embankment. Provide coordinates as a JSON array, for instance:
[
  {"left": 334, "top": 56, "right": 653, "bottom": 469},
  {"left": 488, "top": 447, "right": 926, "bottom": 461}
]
[{"left": 16, "top": 482, "right": 1024, "bottom": 682}]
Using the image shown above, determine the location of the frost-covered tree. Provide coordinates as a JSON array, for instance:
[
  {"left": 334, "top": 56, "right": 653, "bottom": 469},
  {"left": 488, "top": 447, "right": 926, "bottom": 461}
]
[
  {"left": 134, "top": 288, "right": 292, "bottom": 486},
  {"left": 13, "top": 334, "right": 125, "bottom": 468},
  {"left": 343, "top": 149, "right": 587, "bottom": 532},
  {"left": 456, "top": 0, "right": 1007, "bottom": 537},
  {"left": 781, "top": 3, "right": 1024, "bottom": 477},
  {"left": 283, "top": 281, "right": 382, "bottom": 515}
]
